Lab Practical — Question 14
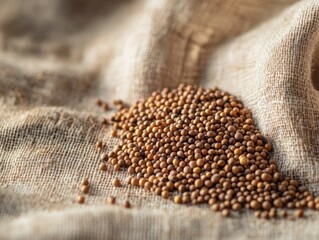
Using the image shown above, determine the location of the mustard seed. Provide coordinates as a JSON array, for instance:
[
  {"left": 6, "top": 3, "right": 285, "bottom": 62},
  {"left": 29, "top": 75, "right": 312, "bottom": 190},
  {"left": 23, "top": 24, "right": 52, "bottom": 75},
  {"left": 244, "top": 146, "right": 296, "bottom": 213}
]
[
  {"left": 222, "top": 209, "right": 230, "bottom": 217},
  {"left": 81, "top": 185, "right": 89, "bottom": 194},
  {"left": 113, "top": 178, "right": 121, "bottom": 187},
  {"left": 162, "top": 190, "right": 170, "bottom": 199},
  {"left": 107, "top": 196, "right": 116, "bottom": 204},
  {"left": 250, "top": 200, "right": 260, "bottom": 210},
  {"left": 124, "top": 200, "right": 131, "bottom": 208},
  {"left": 261, "top": 173, "right": 272, "bottom": 182},
  {"left": 174, "top": 195, "right": 182, "bottom": 204},
  {"left": 131, "top": 177, "right": 139, "bottom": 186},
  {"left": 81, "top": 178, "right": 89, "bottom": 186},
  {"left": 99, "top": 163, "right": 107, "bottom": 171},
  {"left": 77, "top": 195, "right": 85, "bottom": 204},
  {"left": 280, "top": 210, "right": 288, "bottom": 218},
  {"left": 100, "top": 153, "right": 108, "bottom": 161},
  {"left": 102, "top": 103, "right": 109, "bottom": 111},
  {"left": 232, "top": 203, "right": 241, "bottom": 211},
  {"left": 273, "top": 199, "right": 283, "bottom": 208},
  {"left": 112, "top": 129, "right": 117, "bottom": 137},
  {"left": 239, "top": 156, "right": 248, "bottom": 166},
  {"left": 95, "top": 98, "right": 102, "bottom": 106},
  {"left": 96, "top": 141, "right": 102, "bottom": 148},
  {"left": 295, "top": 209, "right": 303, "bottom": 218}
]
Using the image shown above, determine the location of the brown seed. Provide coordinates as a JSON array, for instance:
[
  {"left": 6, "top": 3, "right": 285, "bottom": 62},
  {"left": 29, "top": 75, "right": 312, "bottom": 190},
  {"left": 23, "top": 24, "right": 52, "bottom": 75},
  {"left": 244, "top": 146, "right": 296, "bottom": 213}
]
[
  {"left": 250, "top": 200, "right": 260, "bottom": 210},
  {"left": 269, "top": 208, "right": 277, "bottom": 218},
  {"left": 232, "top": 203, "right": 241, "bottom": 211},
  {"left": 101, "top": 153, "right": 108, "bottom": 161},
  {"left": 211, "top": 204, "right": 220, "bottom": 212},
  {"left": 102, "top": 103, "right": 109, "bottom": 111},
  {"left": 261, "top": 211, "right": 269, "bottom": 219},
  {"left": 77, "top": 195, "right": 85, "bottom": 204},
  {"left": 174, "top": 195, "right": 182, "bottom": 204},
  {"left": 273, "top": 199, "right": 283, "bottom": 208},
  {"left": 195, "top": 179, "right": 203, "bottom": 188},
  {"left": 131, "top": 177, "right": 139, "bottom": 186},
  {"left": 124, "top": 200, "right": 131, "bottom": 208},
  {"left": 162, "top": 191, "right": 170, "bottom": 199},
  {"left": 95, "top": 98, "right": 102, "bottom": 106},
  {"left": 294, "top": 209, "right": 303, "bottom": 218},
  {"left": 81, "top": 185, "right": 89, "bottom": 194},
  {"left": 262, "top": 201, "right": 271, "bottom": 210},
  {"left": 96, "top": 141, "right": 102, "bottom": 148},
  {"left": 99, "top": 163, "right": 107, "bottom": 171},
  {"left": 234, "top": 149, "right": 242, "bottom": 156},
  {"left": 107, "top": 196, "right": 116, "bottom": 204},
  {"left": 239, "top": 156, "right": 248, "bottom": 166},
  {"left": 81, "top": 178, "right": 89, "bottom": 186},
  {"left": 113, "top": 178, "right": 121, "bottom": 187},
  {"left": 280, "top": 210, "right": 288, "bottom": 218},
  {"left": 221, "top": 209, "right": 230, "bottom": 217},
  {"left": 254, "top": 211, "right": 261, "bottom": 218},
  {"left": 261, "top": 173, "right": 272, "bottom": 182},
  {"left": 112, "top": 129, "right": 117, "bottom": 137}
]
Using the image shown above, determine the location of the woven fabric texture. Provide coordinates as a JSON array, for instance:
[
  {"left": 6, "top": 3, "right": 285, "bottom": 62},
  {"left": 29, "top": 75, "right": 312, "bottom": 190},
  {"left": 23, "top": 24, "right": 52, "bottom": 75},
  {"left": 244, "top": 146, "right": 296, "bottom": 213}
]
[{"left": 0, "top": 0, "right": 319, "bottom": 239}]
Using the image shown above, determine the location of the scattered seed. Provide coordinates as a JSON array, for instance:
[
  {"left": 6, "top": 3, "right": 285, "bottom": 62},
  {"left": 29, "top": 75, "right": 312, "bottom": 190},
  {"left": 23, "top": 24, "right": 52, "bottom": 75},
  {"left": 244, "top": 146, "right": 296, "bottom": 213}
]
[
  {"left": 99, "top": 163, "right": 107, "bottom": 171},
  {"left": 102, "top": 103, "right": 109, "bottom": 111},
  {"left": 96, "top": 141, "right": 102, "bottom": 148},
  {"left": 112, "top": 177, "right": 121, "bottom": 187},
  {"left": 107, "top": 196, "right": 116, "bottom": 204},
  {"left": 81, "top": 185, "right": 89, "bottom": 194},
  {"left": 81, "top": 178, "right": 89, "bottom": 186},
  {"left": 95, "top": 98, "right": 102, "bottom": 106},
  {"left": 124, "top": 200, "right": 131, "bottom": 208},
  {"left": 77, "top": 195, "right": 85, "bottom": 204},
  {"left": 100, "top": 153, "right": 108, "bottom": 161}
]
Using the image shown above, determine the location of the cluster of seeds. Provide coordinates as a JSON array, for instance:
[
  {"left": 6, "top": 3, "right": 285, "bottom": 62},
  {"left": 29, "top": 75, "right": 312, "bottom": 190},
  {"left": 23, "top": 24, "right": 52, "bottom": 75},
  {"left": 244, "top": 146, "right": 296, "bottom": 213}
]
[
  {"left": 76, "top": 177, "right": 130, "bottom": 208},
  {"left": 95, "top": 98, "right": 126, "bottom": 112},
  {"left": 104, "top": 84, "right": 318, "bottom": 218}
]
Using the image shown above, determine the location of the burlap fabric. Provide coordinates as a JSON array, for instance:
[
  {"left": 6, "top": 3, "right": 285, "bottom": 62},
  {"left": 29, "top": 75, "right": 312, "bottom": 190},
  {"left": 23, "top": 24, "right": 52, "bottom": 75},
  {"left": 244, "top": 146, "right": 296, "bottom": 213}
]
[{"left": 0, "top": 0, "right": 319, "bottom": 239}]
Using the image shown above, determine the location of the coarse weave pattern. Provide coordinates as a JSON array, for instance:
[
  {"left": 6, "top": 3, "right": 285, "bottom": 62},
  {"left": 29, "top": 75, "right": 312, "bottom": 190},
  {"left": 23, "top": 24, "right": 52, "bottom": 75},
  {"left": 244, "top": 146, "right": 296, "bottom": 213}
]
[{"left": 0, "top": 0, "right": 319, "bottom": 239}]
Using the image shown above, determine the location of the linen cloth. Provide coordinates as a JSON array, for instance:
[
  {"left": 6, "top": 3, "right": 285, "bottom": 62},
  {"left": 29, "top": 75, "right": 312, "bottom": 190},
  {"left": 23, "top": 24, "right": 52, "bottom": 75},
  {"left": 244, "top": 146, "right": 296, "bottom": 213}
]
[{"left": 0, "top": 0, "right": 319, "bottom": 239}]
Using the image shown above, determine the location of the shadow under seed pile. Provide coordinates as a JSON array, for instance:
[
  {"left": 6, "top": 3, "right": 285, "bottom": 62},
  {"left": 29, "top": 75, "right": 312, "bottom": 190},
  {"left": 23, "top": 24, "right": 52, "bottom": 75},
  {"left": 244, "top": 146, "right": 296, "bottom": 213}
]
[{"left": 107, "top": 84, "right": 318, "bottom": 218}]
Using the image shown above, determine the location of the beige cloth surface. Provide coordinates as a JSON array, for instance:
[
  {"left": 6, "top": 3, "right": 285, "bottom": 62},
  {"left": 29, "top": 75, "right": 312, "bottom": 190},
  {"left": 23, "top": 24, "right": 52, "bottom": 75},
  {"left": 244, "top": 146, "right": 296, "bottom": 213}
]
[{"left": 0, "top": 0, "right": 319, "bottom": 239}]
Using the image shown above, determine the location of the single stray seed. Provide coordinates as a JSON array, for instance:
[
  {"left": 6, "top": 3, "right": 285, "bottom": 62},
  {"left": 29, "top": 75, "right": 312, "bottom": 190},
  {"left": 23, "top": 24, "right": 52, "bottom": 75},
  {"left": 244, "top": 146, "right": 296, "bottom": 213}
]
[
  {"left": 107, "top": 196, "right": 116, "bottom": 204},
  {"left": 96, "top": 141, "right": 102, "bottom": 148},
  {"left": 124, "top": 200, "right": 131, "bottom": 208},
  {"left": 95, "top": 98, "right": 102, "bottom": 106}
]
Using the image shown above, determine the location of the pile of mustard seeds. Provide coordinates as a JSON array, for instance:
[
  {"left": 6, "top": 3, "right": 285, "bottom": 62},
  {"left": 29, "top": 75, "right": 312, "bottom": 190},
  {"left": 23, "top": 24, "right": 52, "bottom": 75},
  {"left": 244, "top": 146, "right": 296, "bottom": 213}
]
[{"left": 103, "top": 84, "right": 318, "bottom": 218}]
